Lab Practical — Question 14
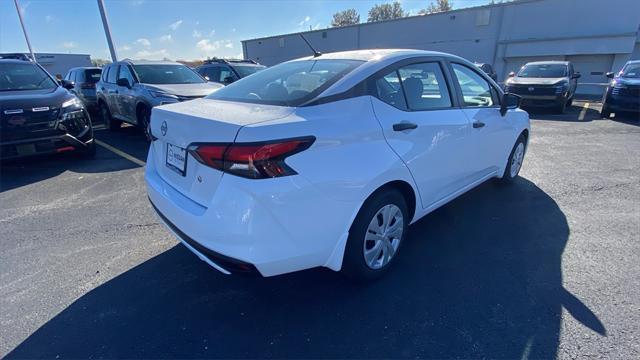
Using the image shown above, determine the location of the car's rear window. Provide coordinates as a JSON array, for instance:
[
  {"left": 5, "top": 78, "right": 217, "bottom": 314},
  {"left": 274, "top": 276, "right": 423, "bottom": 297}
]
[
  {"left": 133, "top": 64, "right": 205, "bottom": 84},
  {"left": 207, "top": 59, "right": 363, "bottom": 106},
  {"left": 84, "top": 69, "right": 102, "bottom": 83}
]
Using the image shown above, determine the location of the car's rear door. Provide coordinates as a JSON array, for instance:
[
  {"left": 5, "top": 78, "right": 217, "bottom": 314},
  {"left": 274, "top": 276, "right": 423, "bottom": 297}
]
[
  {"left": 449, "top": 62, "right": 512, "bottom": 180},
  {"left": 101, "top": 64, "right": 121, "bottom": 118},
  {"left": 370, "top": 58, "right": 473, "bottom": 209}
]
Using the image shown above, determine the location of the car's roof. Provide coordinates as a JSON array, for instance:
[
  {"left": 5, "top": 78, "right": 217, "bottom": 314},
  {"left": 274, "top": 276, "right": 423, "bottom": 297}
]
[
  {"left": 294, "top": 49, "right": 458, "bottom": 63},
  {"left": 119, "top": 59, "right": 184, "bottom": 66},
  {"left": 626, "top": 60, "right": 640, "bottom": 65},
  {"left": 525, "top": 61, "right": 569, "bottom": 65}
]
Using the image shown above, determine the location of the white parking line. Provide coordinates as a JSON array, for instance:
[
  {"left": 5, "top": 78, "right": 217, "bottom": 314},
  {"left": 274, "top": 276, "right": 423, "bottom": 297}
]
[
  {"left": 578, "top": 102, "right": 590, "bottom": 121},
  {"left": 95, "top": 139, "right": 146, "bottom": 167}
]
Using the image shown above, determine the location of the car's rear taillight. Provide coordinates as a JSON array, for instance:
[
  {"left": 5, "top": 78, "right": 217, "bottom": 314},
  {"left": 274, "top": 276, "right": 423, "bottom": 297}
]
[{"left": 188, "top": 137, "right": 315, "bottom": 179}]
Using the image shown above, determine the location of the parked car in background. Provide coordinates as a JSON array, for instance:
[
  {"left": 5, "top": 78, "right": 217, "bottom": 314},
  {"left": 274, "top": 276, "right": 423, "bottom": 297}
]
[
  {"left": 475, "top": 62, "right": 497, "bottom": 82},
  {"left": 0, "top": 59, "right": 95, "bottom": 160},
  {"left": 96, "top": 59, "right": 222, "bottom": 139},
  {"left": 504, "top": 61, "right": 580, "bottom": 113},
  {"left": 63, "top": 67, "right": 102, "bottom": 111},
  {"left": 601, "top": 60, "right": 640, "bottom": 119},
  {"left": 196, "top": 58, "right": 266, "bottom": 85},
  {"left": 146, "top": 49, "right": 529, "bottom": 280}
]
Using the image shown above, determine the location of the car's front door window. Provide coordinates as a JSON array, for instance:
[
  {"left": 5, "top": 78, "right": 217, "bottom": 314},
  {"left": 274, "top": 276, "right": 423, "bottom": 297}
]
[{"left": 452, "top": 63, "right": 496, "bottom": 107}]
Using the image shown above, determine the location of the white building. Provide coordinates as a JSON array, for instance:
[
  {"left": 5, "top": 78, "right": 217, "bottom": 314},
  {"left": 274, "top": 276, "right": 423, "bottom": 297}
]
[{"left": 242, "top": 0, "right": 640, "bottom": 95}]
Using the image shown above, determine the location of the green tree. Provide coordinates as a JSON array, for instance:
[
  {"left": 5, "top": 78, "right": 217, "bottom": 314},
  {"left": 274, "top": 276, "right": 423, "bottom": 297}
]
[
  {"left": 419, "top": 0, "right": 453, "bottom": 15},
  {"left": 331, "top": 8, "right": 360, "bottom": 27},
  {"left": 367, "top": 2, "right": 407, "bottom": 22}
]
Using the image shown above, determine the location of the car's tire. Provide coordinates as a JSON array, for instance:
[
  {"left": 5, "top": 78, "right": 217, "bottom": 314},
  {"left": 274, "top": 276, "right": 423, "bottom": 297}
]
[
  {"left": 342, "top": 188, "right": 409, "bottom": 282},
  {"left": 600, "top": 106, "right": 612, "bottom": 119},
  {"left": 498, "top": 134, "right": 527, "bottom": 185},
  {"left": 100, "top": 102, "right": 121, "bottom": 131},
  {"left": 138, "top": 105, "right": 152, "bottom": 141}
]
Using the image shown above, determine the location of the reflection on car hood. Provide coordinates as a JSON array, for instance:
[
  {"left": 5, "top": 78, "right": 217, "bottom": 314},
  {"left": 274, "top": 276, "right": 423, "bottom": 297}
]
[
  {"left": 0, "top": 86, "right": 73, "bottom": 111},
  {"left": 143, "top": 82, "right": 223, "bottom": 97},
  {"left": 508, "top": 77, "right": 566, "bottom": 85}
]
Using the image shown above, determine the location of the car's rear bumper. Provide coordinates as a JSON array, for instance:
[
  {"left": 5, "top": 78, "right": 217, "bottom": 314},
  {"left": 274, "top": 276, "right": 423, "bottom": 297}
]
[{"left": 144, "top": 144, "right": 356, "bottom": 277}]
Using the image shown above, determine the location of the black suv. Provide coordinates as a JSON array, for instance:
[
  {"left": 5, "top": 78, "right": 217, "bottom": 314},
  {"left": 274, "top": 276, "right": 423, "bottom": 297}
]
[
  {"left": 196, "top": 58, "right": 266, "bottom": 85},
  {"left": 0, "top": 59, "right": 95, "bottom": 160}
]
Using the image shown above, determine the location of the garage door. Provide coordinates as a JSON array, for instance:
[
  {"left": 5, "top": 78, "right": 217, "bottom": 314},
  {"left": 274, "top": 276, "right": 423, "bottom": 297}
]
[
  {"left": 503, "top": 56, "right": 564, "bottom": 81},
  {"left": 566, "top": 54, "right": 614, "bottom": 96}
]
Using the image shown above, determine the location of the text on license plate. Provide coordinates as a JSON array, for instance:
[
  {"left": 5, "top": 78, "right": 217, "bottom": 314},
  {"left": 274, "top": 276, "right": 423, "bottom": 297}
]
[{"left": 166, "top": 143, "right": 187, "bottom": 175}]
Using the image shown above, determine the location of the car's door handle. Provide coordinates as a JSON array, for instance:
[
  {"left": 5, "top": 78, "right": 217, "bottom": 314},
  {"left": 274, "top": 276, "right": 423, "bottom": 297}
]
[
  {"left": 393, "top": 122, "right": 418, "bottom": 131},
  {"left": 473, "top": 121, "right": 485, "bottom": 129}
]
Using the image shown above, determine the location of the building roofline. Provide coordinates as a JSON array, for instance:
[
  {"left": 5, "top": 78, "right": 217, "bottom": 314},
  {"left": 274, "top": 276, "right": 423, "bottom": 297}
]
[{"left": 241, "top": 0, "right": 542, "bottom": 44}]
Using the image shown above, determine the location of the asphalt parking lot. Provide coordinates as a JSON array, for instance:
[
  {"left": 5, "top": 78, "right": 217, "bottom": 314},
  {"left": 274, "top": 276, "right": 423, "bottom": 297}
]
[{"left": 1, "top": 100, "right": 639, "bottom": 359}]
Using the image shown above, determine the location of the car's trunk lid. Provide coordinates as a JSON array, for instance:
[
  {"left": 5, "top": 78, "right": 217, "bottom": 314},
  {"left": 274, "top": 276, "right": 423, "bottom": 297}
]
[{"left": 148, "top": 98, "right": 293, "bottom": 206}]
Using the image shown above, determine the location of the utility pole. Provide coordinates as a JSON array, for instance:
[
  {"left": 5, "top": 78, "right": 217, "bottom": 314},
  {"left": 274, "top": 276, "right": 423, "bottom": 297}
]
[
  {"left": 97, "top": 0, "right": 118, "bottom": 62},
  {"left": 13, "top": 0, "right": 36, "bottom": 62}
]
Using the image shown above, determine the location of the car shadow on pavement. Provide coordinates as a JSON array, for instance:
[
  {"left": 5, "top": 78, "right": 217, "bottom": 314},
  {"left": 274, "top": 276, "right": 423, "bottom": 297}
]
[
  {"left": 5, "top": 179, "right": 606, "bottom": 359},
  {"left": 0, "top": 127, "right": 148, "bottom": 193},
  {"left": 524, "top": 104, "right": 600, "bottom": 122}
]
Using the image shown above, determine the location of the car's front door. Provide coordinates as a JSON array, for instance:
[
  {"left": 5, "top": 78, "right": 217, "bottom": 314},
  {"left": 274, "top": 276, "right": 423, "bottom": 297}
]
[
  {"left": 370, "top": 59, "right": 473, "bottom": 209},
  {"left": 450, "top": 62, "right": 513, "bottom": 180},
  {"left": 115, "top": 65, "right": 137, "bottom": 123}
]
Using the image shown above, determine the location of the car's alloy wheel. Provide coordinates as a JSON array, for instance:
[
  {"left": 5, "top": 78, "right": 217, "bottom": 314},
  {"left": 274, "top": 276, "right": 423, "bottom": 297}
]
[
  {"left": 510, "top": 142, "right": 525, "bottom": 178},
  {"left": 499, "top": 135, "right": 526, "bottom": 184},
  {"left": 363, "top": 204, "right": 404, "bottom": 270},
  {"left": 342, "top": 189, "right": 408, "bottom": 281}
]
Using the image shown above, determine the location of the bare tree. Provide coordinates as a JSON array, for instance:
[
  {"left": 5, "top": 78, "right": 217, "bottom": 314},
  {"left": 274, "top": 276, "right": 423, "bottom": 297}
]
[
  {"left": 331, "top": 8, "right": 360, "bottom": 27},
  {"left": 419, "top": 0, "right": 453, "bottom": 15},
  {"left": 367, "top": 2, "right": 407, "bottom": 22}
]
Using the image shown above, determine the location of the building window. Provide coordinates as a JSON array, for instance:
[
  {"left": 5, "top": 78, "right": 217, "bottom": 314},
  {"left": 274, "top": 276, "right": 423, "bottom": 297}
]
[
  {"left": 322, "top": 31, "right": 327, "bottom": 39},
  {"left": 279, "top": 38, "right": 285, "bottom": 48},
  {"left": 476, "top": 9, "right": 490, "bottom": 26}
]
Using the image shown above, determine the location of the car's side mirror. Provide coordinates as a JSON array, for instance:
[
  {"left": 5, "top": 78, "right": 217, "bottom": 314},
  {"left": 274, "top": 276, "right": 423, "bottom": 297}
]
[
  {"left": 508, "top": 71, "right": 516, "bottom": 78},
  {"left": 572, "top": 72, "right": 581, "bottom": 79},
  {"left": 223, "top": 76, "right": 235, "bottom": 85},
  {"left": 605, "top": 72, "right": 615, "bottom": 79},
  {"left": 60, "top": 79, "right": 75, "bottom": 90},
  {"left": 500, "top": 93, "right": 520, "bottom": 116},
  {"left": 116, "top": 78, "right": 131, "bottom": 88}
]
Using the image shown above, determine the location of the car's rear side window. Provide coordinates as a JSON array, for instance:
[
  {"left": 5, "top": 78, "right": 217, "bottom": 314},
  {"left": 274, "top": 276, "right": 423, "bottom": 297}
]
[
  {"left": 398, "top": 63, "right": 452, "bottom": 110},
  {"left": 375, "top": 62, "right": 452, "bottom": 111},
  {"left": 102, "top": 66, "right": 110, "bottom": 82}
]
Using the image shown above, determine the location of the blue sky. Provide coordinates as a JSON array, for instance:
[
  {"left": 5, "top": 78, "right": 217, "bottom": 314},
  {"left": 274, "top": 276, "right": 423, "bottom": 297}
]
[{"left": 1, "top": 0, "right": 491, "bottom": 61}]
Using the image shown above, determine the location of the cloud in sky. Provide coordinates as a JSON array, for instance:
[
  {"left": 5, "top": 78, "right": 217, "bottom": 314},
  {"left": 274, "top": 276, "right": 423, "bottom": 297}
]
[
  {"left": 192, "top": 30, "right": 202, "bottom": 38},
  {"left": 135, "top": 38, "right": 151, "bottom": 48},
  {"left": 298, "top": 16, "right": 311, "bottom": 26},
  {"left": 134, "top": 49, "right": 170, "bottom": 60},
  {"left": 169, "top": 19, "right": 183, "bottom": 31},
  {"left": 45, "top": 15, "right": 54, "bottom": 23},
  {"left": 159, "top": 34, "right": 173, "bottom": 42},
  {"left": 62, "top": 41, "right": 77, "bottom": 49},
  {"left": 118, "top": 45, "right": 131, "bottom": 52},
  {"left": 196, "top": 39, "right": 234, "bottom": 56}
]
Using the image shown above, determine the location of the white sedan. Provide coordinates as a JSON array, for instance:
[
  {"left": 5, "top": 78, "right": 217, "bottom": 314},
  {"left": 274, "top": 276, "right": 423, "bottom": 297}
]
[{"left": 145, "top": 49, "right": 529, "bottom": 280}]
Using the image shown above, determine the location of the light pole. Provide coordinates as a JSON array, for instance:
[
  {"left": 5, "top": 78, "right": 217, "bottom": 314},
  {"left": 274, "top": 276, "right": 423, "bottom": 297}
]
[
  {"left": 13, "top": 0, "right": 36, "bottom": 62},
  {"left": 97, "top": 0, "right": 118, "bottom": 62}
]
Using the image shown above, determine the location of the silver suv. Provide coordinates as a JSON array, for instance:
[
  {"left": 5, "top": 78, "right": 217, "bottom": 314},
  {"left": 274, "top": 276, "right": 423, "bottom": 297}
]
[{"left": 96, "top": 59, "right": 222, "bottom": 138}]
